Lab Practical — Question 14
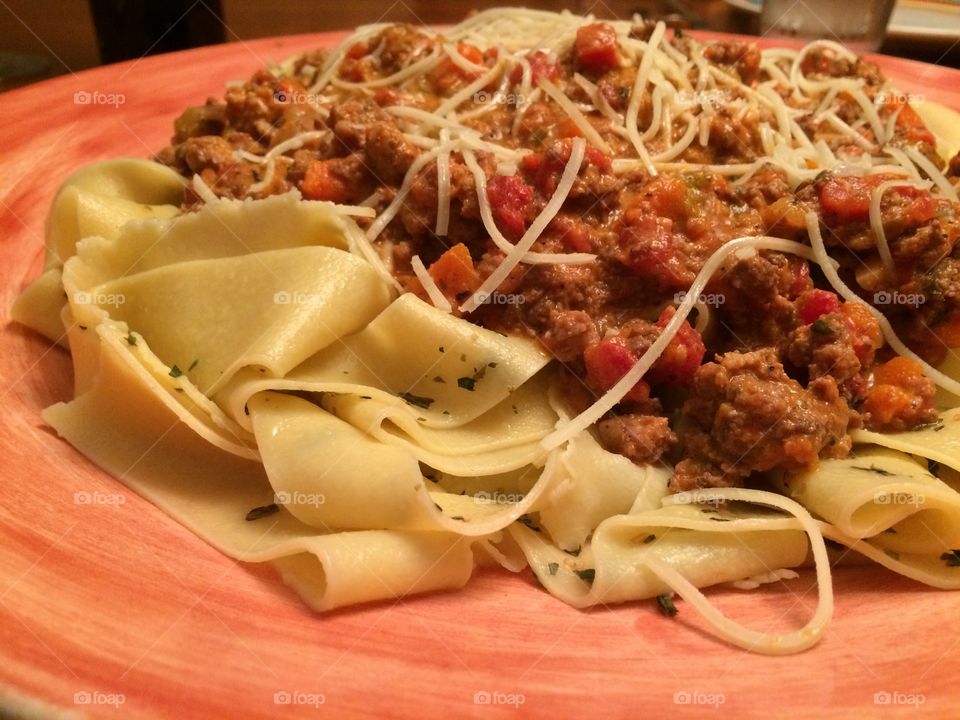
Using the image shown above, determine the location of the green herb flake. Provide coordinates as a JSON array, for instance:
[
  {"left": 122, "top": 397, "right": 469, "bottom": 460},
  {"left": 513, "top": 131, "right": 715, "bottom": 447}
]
[
  {"left": 457, "top": 376, "right": 477, "bottom": 391},
  {"left": 400, "top": 392, "right": 434, "bottom": 409},
  {"left": 811, "top": 319, "right": 831, "bottom": 334},
  {"left": 547, "top": 562, "right": 559, "bottom": 576},
  {"left": 941, "top": 550, "right": 960, "bottom": 567},
  {"left": 574, "top": 568, "right": 596, "bottom": 584},
  {"left": 438, "top": 346, "right": 445, "bottom": 353},
  {"left": 656, "top": 594, "right": 678, "bottom": 617},
  {"left": 78, "top": 325, "right": 88, "bottom": 331},
  {"left": 188, "top": 359, "right": 199, "bottom": 371},
  {"left": 433, "top": 376, "right": 446, "bottom": 384},
  {"left": 851, "top": 464, "right": 896, "bottom": 477},
  {"left": 245, "top": 503, "right": 279, "bottom": 521},
  {"left": 169, "top": 365, "right": 183, "bottom": 378},
  {"left": 488, "top": 361, "right": 498, "bottom": 368},
  {"left": 518, "top": 515, "right": 541, "bottom": 532},
  {"left": 450, "top": 515, "right": 466, "bottom": 521},
  {"left": 126, "top": 332, "right": 136, "bottom": 346},
  {"left": 359, "top": 395, "right": 372, "bottom": 400},
  {"left": 642, "top": 534, "right": 657, "bottom": 544}
]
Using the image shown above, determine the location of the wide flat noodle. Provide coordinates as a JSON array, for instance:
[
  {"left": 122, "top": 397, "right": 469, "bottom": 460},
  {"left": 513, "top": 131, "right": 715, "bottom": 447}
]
[
  {"left": 510, "top": 502, "right": 808, "bottom": 607},
  {"left": 780, "top": 446, "right": 960, "bottom": 554},
  {"left": 248, "top": 391, "right": 563, "bottom": 536},
  {"left": 217, "top": 292, "right": 551, "bottom": 430},
  {"left": 852, "top": 409, "right": 960, "bottom": 476},
  {"left": 43, "top": 329, "right": 475, "bottom": 611},
  {"left": 79, "top": 246, "right": 391, "bottom": 394}
]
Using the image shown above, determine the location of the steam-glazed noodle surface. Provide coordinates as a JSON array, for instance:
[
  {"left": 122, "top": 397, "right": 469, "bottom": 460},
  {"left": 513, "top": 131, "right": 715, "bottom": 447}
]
[{"left": 13, "top": 8, "right": 960, "bottom": 654}]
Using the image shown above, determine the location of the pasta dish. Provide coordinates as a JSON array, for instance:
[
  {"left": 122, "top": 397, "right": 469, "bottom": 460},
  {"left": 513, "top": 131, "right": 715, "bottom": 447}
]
[{"left": 12, "top": 7, "right": 960, "bottom": 654}]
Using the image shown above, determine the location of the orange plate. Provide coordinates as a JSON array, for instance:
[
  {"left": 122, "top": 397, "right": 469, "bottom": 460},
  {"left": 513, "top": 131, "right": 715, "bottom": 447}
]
[{"left": 2, "top": 31, "right": 960, "bottom": 720}]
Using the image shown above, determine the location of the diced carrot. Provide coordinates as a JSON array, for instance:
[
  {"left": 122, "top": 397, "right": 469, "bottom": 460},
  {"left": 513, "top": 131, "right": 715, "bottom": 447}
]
[
  {"left": 301, "top": 160, "right": 354, "bottom": 203},
  {"left": 428, "top": 243, "right": 481, "bottom": 297}
]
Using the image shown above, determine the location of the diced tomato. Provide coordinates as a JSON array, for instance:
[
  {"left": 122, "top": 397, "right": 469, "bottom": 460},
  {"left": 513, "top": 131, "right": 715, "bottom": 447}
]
[
  {"left": 509, "top": 50, "right": 559, "bottom": 85},
  {"left": 520, "top": 139, "right": 610, "bottom": 194},
  {"left": 346, "top": 41, "right": 368, "bottom": 60},
  {"left": 646, "top": 307, "right": 706, "bottom": 387},
  {"left": 550, "top": 215, "right": 593, "bottom": 253},
  {"left": 818, "top": 175, "right": 886, "bottom": 222},
  {"left": 487, "top": 174, "right": 533, "bottom": 240},
  {"left": 583, "top": 337, "right": 651, "bottom": 403},
  {"left": 886, "top": 97, "right": 937, "bottom": 148},
  {"left": 428, "top": 243, "right": 481, "bottom": 297},
  {"left": 575, "top": 23, "right": 619, "bottom": 73},
  {"left": 797, "top": 289, "right": 840, "bottom": 324},
  {"left": 618, "top": 213, "right": 690, "bottom": 290},
  {"left": 432, "top": 42, "right": 486, "bottom": 93},
  {"left": 456, "top": 42, "right": 483, "bottom": 66},
  {"left": 301, "top": 159, "right": 354, "bottom": 203},
  {"left": 787, "top": 259, "right": 812, "bottom": 299}
]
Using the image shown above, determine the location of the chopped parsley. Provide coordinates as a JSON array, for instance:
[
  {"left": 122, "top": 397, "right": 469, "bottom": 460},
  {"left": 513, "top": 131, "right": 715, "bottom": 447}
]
[
  {"left": 811, "top": 319, "right": 831, "bottom": 334},
  {"left": 245, "top": 503, "right": 279, "bottom": 521},
  {"left": 488, "top": 361, "right": 498, "bottom": 368},
  {"left": 433, "top": 376, "right": 446, "bottom": 384},
  {"left": 941, "top": 550, "right": 960, "bottom": 567},
  {"left": 642, "top": 534, "right": 657, "bottom": 544},
  {"left": 400, "top": 392, "right": 434, "bottom": 409},
  {"left": 574, "top": 568, "right": 596, "bottom": 584},
  {"left": 518, "top": 515, "right": 541, "bottom": 532},
  {"left": 914, "top": 419, "right": 945, "bottom": 433},
  {"left": 851, "top": 464, "right": 896, "bottom": 477},
  {"left": 78, "top": 325, "right": 88, "bottom": 331},
  {"left": 457, "top": 376, "right": 477, "bottom": 391},
  {"left": 188, "top": 359, "right": 199, "bottom": 371},
  {"left": 169, "top": 364, "right": 183, "bottom": 378},
  {"left": 547, "top": 562, "right": 559, "bottom": 576},
  {"left": 126, "top": 332, "right": 137, "bottom": 346},
  {"left": 656, "top": 594, "right": 678, "bottom": 617}
]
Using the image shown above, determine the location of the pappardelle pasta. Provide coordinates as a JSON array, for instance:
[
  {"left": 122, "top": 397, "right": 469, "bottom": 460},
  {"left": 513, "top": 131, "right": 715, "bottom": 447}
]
[{"left": 13, "top": 8, "right": 960, "bottom": 654}]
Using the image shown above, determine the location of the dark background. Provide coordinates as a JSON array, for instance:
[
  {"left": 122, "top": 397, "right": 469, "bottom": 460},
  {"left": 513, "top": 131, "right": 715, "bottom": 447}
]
[{"left": 1, "top": 0, "right": 957, "bottom": 91}]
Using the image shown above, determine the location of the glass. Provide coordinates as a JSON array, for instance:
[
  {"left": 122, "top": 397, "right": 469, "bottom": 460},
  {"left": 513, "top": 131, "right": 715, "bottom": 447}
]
[{"left": 759, "top": 0, "right": 897, "bottom": 53}]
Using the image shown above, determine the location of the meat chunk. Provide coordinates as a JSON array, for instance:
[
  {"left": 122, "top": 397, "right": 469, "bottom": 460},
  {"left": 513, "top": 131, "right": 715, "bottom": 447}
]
[
  {"left": 674, "top": 349, "right": 850, "bottom": 491},
  {"left": 597, "top": 414, "right": 676, "bottom": 465},
  {"left": 364, "top": 121, "right": 419, "bottom": 185},
  {"left": 540, "top": 310, "right": 599, "bottom": 363}
]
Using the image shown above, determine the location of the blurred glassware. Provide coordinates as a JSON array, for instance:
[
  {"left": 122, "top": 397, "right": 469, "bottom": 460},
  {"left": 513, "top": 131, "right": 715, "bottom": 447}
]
[{"left": 759, "top": 0, "right": 897, "bottom": 52}]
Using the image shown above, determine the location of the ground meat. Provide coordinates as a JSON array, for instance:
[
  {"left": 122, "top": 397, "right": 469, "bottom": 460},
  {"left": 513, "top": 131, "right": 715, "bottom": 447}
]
[
  {"left": 539, "top": 310, "right": 599, "bottom": 363},
  {"left": 785, "top": 314, "right": 867, "bottom": 401},
  {"left": 597, "top": 414, "right": 677, "bottom": 465},
  {"left": 180, "top": 135, "right": 235, "bottom": 174},
  {"left": 676, "top": 349, "right": 851, "bottom": 489},
  {"left": 364, "top": 121, "right": 419, "bottom": 185},
  {"left": 713, "top": 251, "right": 807, "bottom": 349},
  {"left": 703, "top": 40, "right": 761, "bottom": 85}
]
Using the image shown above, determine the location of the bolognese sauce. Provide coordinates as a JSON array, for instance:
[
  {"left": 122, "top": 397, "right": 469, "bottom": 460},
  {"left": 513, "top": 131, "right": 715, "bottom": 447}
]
[{"left": 156, "top": 16, "right": 960, "bottom": 491}]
